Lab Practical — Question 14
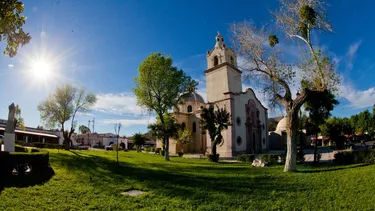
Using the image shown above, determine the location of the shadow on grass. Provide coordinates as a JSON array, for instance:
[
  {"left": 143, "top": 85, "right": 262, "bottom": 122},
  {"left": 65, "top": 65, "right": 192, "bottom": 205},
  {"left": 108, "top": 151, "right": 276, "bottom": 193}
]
[
  {"left": 48, "top": 151, "right": 313, "bottom": 201},
  {"left": 0, "top": 166, "right": 55, "bottom": 193},
  {"left": 297, "top": 163, "right": 372, "bottom": 173}
]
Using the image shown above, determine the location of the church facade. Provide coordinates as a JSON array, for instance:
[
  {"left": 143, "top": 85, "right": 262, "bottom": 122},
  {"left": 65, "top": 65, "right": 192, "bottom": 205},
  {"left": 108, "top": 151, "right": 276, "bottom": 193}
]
[{"left": 158, "top": 33, "right": 269, "bottom": 158}]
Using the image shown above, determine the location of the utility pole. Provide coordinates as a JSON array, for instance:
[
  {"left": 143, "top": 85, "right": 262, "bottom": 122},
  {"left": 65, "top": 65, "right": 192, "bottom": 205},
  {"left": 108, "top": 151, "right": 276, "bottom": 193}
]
[
  {"left": 92, "top": 118, "right": 95, "bottom": 133},
  {"left": 88, "top": 120, "right": 91, "bottom": 146}
]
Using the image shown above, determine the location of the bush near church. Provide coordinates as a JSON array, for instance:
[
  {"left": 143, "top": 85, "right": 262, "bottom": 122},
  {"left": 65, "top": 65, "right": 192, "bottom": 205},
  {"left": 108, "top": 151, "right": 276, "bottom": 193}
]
[
  {"left": 236, "top": 154, "right": 255, "bottom": 163},
  {"left": 334, "top": 149, "right": 375, "bottom": 165}
]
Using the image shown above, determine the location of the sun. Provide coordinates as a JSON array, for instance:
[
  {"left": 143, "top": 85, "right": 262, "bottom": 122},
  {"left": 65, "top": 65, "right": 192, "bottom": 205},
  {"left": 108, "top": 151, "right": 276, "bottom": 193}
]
[{"left": 31, "top": 59, "right": 51, "bottom": 80}]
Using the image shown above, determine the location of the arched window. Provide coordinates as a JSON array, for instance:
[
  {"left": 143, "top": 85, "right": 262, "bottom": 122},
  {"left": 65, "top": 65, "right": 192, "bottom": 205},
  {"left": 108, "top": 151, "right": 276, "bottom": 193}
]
[
  {"left": 187, "top": 105, "right": 192, "bottom": 113},
  {"left": 181, "top": 122, "right": 186, "bottom": 130},
  {"left": 214, "top": 56, "right": 219, "bottom": 66},
  {"left": 192, "top": 122, "right": 196, "bottom": 133},
  {"left": 230, "top": 56, "right": 234, "bottom": 65}
]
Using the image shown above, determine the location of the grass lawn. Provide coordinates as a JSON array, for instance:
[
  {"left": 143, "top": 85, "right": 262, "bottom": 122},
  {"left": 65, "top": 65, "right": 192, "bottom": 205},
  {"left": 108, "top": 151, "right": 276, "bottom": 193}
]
[{"left": 1, "top": 150, "right": 375, "bottom": 210}]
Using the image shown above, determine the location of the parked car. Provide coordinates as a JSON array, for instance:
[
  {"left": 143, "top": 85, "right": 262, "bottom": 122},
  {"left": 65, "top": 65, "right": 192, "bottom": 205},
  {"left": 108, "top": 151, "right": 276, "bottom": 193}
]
[{"left": 105, "top": 145, "right": 113, "bottom": 151}]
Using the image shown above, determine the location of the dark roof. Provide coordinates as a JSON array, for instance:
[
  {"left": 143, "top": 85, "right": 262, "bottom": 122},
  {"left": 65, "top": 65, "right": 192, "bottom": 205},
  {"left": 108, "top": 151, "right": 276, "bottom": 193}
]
[{"left": 184, "top": 92, "right": 205, "bottom": 103}]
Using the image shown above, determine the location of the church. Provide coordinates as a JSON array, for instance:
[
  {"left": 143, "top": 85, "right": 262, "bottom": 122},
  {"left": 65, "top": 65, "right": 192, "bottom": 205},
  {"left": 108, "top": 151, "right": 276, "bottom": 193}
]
[{"left": 158, "top": 32, "right": 269, "bottom": 158}]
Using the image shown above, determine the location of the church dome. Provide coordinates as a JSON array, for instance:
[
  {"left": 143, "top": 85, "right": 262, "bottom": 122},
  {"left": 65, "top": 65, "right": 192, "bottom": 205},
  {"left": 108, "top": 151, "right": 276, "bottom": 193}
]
[
  {"left": 184, "top": 92, "right": 205, "bottom": 104},
  {"left": 276, "top": 117, "right": 288, "bottom": 132}
]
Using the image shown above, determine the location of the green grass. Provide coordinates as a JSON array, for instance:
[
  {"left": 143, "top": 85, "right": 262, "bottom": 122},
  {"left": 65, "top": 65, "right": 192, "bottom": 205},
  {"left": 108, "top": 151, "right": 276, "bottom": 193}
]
[{"left": 1, "top": 150, "right": 375, "bottom": 210}]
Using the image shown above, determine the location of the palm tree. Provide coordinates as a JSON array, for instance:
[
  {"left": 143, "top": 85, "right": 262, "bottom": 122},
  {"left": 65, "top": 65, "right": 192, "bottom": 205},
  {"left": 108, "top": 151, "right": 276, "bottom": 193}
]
[{"left": 200, "top": 104, "right": 230, "bottom": 162}]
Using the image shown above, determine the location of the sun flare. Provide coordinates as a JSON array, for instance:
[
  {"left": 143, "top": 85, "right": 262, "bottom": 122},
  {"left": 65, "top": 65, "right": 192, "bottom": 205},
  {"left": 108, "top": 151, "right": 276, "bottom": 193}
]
[{"left": 31, "top": 59, "right": 51, "bottom": 79}]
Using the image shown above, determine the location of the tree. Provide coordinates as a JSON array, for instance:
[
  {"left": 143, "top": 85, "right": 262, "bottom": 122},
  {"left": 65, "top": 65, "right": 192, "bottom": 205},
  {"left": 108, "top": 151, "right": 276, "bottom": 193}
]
[
  {"left": 357, "top": 110, "right": 373, "bottom": 135},
  {"left": 200, "top": 104, "right": 230, "bottom": 162},
  {"left": 268, "top": 119, "right": 278, "bottom": 131},
  {"left": 0, "top": 0, "right": 31, "bottom": 57},
  {"left": 176, "top": 128, "right": 192, "bottom": 154},
  {"left": 231, "top": 0, "right": 339, "bottom": 171},
  {"left": 14, "top": 104, "right": 25, "bottom": 130},
  {"left": 79, "top": 125, "right": 91, "bottom": 134},
  {"left": 37, "top": 83, "right": 97, "bottom": 148},
  {"left": 114, "top": 123, "right": 122, "bottom": 165},
  {"left": 134, "top": 53, "right": 197, "bottom": 161},
  {"left": 148, "top": 113, "right": 179, "bottom": 153},
  {"left": 132, "top": 133, "right": 145, "bottom": 152},
  {"left": 304, "top": 90, "right": 338, "bottom": 162}
]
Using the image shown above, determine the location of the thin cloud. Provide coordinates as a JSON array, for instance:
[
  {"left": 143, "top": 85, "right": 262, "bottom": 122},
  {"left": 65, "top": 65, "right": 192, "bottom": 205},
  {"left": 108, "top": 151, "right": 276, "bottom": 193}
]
[
  {"left": 8, "top": 64, "right": 14, "bottom": 68},
  {"left": 346, "top": 40, "right": 362, "bottom": 70},
  {"left": 339, "top": 83, "right": 375, "bottom": 109},
  {"left": 100, "top": 117, "right": 156, "bottom": 127},
  {"left": 93, "top": 92, "right": 146, "bottom": 115}
]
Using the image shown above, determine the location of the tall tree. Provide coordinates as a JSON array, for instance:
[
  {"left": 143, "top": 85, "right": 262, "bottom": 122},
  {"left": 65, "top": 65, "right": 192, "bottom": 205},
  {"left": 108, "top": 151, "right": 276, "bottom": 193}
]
[
  {"left": 148, "top": 113, "right": 179, "bottom": 153},
  {"left": 231, "top": 0, "right": 339, "bottom": 171},
  {"left": 132, "top": 133, "right": 146, "bottom": 152},
  {"left": 134, "top": 53, "right": 197, "bottom": 161},
  {"left": 304, "top": 90, "right": 338, "bottom": 162},
  {"left": 200, "top": 104, "right": 230, "bottom": 162},
  {"left": 37, "top": 83, "right": 97, "bottom": 147},
  {"left": 79, "top": 125, "right": 91, "bottom": 134},
  {"left": 357, "top": 110, "right": 373, "bottom": 135},
  {"left": 0, "top": 0, "right": 31, "bottom": 57},
  {"left": 14, "top": 104, "right": 25, "bottom": 130}
]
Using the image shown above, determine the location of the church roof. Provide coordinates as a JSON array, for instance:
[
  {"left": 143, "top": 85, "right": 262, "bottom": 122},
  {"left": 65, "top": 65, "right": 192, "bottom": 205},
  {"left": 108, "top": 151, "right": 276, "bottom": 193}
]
[
  {"left": 184, "top": 92, "right": 205, "bottom": 103},
  {"left": 276, "top": 117, "right": 288, "bottom": 132}
]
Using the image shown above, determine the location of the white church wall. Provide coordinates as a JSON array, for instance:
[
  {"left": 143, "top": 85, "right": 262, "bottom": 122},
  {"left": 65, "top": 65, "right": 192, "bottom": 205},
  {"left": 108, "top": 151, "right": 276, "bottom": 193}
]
[
  {"left": 206, "top": 67, "right": 229, "bottom": 102},
  {"left": 231, "top": 89, "right": 268, "bottom": 152}
]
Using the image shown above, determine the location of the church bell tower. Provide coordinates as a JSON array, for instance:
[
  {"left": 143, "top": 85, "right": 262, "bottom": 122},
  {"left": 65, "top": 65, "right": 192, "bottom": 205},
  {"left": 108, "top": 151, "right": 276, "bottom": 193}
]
[{"left": 205, "top": 32, "right": 242, "bottom": 102}]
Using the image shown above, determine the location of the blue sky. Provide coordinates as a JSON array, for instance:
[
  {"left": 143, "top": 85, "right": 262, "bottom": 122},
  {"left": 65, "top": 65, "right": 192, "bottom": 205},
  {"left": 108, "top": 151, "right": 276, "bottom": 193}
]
[{"left": 0, "top": 0, "right": 374, "bottom": 136}]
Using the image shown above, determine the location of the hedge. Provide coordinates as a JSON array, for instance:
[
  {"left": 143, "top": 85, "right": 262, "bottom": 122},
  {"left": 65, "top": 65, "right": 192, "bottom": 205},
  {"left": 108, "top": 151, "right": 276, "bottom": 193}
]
[
  {"left": 0, "top": 148, "right": 49, "bottom": 177},
  {"left": 334, "top": 149, "right": 375, "bottom": 165},
  {"left": 236, "top": 154, "right": 255, "bottom": 163},
  {"left": 258, "top": 154, "right": 283, "bottom": 164},
  {"left": 15, "top": 141, "right": 63, "bottom": 149}
]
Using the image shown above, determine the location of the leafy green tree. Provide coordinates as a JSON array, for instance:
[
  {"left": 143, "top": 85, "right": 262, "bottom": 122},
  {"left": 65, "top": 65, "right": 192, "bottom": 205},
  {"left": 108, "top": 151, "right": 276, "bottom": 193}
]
[
  {"left": 134, "top": 53, "right": 197, "bottom": 161},
  {"left": 304, "top": 90, "right": 338, "bottom": 162},
  {"left": 268, "top": 119, "right": 277, "bottom": 131},
  {"left": 341, "top": 117, "right": 354, "bottom": 135},
  {"left": 231, "top": 0, "right": 339, "bottom": 171},
  {"left": 79, "top": 125, "right": 91, "bottom": 134},
  {"left": 357, "top": 110, "right": 373, "bottom": 135},
  {"left": 176, "top": 128, "right": 192, "bottom": 154},
  {"left": 132, "top": 133, "right": 145, "bottom": 152},
  {"left": 200, "top": 104, "right": 230, "bottom": 162},
  {"left": 148, "top": 113, "right": 179, "bottom": 153},
  {"left": 37, "top": 83, "right": 97, "bottom": 147},
  {"left": 14, "top": 104, "right": 25, "bottom": 130},
  {"left": 0, "top": 0, "right": 31, "bottom": 57}
]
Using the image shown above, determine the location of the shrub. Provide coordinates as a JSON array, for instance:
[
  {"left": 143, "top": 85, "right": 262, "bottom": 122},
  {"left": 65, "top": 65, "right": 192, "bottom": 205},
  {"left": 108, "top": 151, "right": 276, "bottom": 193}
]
[
  {"left": 236, "top": 154, "right": 255, "bottom": 163},
  {"left": 178, "top": 152, "right": 183, "bottom": 157},
  {"left": 15, "top": 145, "right": 27, "bottom": 152},
  {"left": 0, "top": 149, "right": 49, "bottom": 177},
  {"left": 334, "top": 149, "right": 375, "bottom": 165},
  {"left": 155, "top": 148, "right": 161, "bottom": 154},
  {"left": 206, "top": 154, "right": 220, "bottom": 162},
  {"left": 258, "top": 154, "right": 283, "bottom": 165},
  {"left": 160, "top": 150, "right": 165, "bottom": 156},
  {"left": 334, "top": 151, "right": 355, "bottom": 164}
]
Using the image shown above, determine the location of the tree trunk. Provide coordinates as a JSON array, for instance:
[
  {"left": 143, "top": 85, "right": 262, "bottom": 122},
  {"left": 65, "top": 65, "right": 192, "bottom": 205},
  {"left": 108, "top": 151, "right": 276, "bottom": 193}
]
[
  {"left": 284, "top": 110, "right": 299, "bottom": 172},
  {"left": 313, "top": 133, "right": 318, "bottom": 162},
  {"left": 164, "top": 136, "right": 170, "bottom": 161},
  {"left": 211, "top": 142, "right": 217, "bottom": 156}
]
